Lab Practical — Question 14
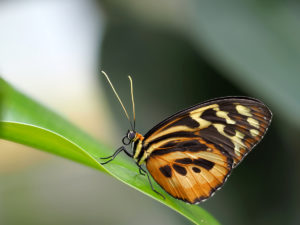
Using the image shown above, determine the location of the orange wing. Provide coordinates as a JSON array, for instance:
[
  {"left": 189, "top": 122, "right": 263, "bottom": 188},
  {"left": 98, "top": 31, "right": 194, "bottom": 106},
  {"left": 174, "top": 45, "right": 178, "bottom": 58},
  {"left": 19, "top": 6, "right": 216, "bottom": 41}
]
[
  {"left": 146, "top": 137, "right": 232, "bottom": 203},
  {"left": 144, "top": 97, "right": 272, "bottom": 203}
]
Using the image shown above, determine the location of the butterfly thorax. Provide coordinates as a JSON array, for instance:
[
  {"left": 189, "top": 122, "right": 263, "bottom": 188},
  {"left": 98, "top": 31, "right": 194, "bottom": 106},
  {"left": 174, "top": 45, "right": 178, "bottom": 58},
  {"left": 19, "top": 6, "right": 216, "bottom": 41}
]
[{"left": 132, "top": 132, "right": 147, "bottom": 165}]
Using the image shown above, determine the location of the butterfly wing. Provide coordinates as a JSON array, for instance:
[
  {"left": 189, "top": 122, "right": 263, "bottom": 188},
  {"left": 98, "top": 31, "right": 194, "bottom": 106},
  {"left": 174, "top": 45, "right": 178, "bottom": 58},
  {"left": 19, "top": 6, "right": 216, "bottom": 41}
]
[{"left": 144, "top": 97, "right": 272, "bottom": 203}]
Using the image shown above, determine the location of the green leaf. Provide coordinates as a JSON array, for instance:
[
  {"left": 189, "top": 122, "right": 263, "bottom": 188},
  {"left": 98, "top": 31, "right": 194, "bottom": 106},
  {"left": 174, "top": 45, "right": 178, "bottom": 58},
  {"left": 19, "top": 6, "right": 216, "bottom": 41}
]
[{"left": 0, "top": 77, "right": 220, "bottom": 225}]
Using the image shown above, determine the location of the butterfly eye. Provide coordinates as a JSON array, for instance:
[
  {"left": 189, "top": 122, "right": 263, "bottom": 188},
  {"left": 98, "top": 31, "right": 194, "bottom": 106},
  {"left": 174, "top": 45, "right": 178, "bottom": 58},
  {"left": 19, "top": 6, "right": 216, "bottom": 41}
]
[{"left": 128, "top": 131, "right": 136, "bottom": 140}]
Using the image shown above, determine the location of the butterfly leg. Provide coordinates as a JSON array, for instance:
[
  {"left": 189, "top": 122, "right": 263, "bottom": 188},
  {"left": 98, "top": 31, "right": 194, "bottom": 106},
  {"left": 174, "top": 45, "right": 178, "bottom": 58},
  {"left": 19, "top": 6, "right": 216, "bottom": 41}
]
[
  {"left": 138, "top": 165, "right": 165, "bottom": 200},
  {"left": 135, "top": 163, "right": 145, "bottom": 176},
  {"left": 100, "top": 146, "right": 132, "bottom": 165},
  {"left": 139, "top": 167, "right": 146, "bottom": 176}
]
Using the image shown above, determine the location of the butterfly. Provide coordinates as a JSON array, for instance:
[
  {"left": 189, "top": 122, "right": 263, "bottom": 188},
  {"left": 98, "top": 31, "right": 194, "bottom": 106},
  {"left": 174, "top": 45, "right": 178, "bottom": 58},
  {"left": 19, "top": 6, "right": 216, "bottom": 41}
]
[{"left": 100, "top": 71, "right": 272, "bottom": 204}]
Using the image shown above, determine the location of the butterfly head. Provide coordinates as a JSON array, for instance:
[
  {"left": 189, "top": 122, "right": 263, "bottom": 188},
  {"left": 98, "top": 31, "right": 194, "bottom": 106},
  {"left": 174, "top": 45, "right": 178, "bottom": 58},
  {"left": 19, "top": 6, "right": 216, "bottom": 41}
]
[{"left": 122, "top": 130, "right": 137, "bottom": 145}]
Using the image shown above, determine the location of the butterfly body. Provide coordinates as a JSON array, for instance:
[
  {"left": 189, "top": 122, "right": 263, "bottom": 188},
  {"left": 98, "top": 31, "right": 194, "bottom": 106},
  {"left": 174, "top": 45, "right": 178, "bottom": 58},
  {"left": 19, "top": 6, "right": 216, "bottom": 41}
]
[{"left": 123, "top": 97, "right": 272, "bottom": 204}]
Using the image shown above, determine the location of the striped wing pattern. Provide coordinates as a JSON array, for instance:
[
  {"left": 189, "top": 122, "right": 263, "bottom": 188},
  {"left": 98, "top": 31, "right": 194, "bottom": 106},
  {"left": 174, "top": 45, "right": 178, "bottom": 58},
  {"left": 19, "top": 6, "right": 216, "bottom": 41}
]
[{"left": 144, "top": 97, "right": 272, "bottom": 204}]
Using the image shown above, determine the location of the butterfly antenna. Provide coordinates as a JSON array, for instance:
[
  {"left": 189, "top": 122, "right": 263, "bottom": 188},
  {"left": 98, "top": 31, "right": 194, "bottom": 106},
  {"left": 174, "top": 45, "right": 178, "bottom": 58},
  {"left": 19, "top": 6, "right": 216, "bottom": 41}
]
[
  {"left": 101, "top": 71, "right": 134, "bottom": 130},
  {"left": 128, "top": 75, "right": 136, "bottom": 130}
]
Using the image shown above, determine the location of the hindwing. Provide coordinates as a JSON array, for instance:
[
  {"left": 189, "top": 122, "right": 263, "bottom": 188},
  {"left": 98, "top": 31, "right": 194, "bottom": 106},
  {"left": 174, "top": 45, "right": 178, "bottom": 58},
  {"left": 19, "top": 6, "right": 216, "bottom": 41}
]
[
  {"left": 146, "top": 137, "right": 232, "bottom": 203},
  {"left": 144, "top": 97, "right": 272, "bottom": 203}
]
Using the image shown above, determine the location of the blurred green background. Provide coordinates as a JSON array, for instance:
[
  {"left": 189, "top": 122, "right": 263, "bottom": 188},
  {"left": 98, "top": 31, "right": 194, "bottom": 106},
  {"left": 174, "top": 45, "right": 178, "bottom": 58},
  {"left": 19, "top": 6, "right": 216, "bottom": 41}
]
[{"left": 0, "top": 0, "right": 299, "bottom": 225}]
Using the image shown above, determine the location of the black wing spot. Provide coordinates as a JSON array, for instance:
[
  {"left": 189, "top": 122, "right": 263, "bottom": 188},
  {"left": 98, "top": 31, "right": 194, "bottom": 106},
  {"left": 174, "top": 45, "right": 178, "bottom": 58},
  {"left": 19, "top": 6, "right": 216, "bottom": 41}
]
[
  {"left": 159, "top": 165, "right": 172, "bottom": 178},
  {"left": 146, "top": 131, "right": 198, "bottom": 149},
  {"left": 175, "top": 158, "right": 193, "bottom": 164},
  {"left": 168, "top": 116, "right": 200, "bottom": 129},
  {"left": 201, "top": 108, "right": 227, "bottom": 124},
  {"left": 152, "top": 140, "right": 207, "bottom": 156},
  {"left": 173, "top": 164, "right": 187, "bottom": 176},
  {"left": 192, "top": 167, "right": 201, "bottom": 173},
  {"left": 194, "top": 158, "right": 214, "bottom": 170}
]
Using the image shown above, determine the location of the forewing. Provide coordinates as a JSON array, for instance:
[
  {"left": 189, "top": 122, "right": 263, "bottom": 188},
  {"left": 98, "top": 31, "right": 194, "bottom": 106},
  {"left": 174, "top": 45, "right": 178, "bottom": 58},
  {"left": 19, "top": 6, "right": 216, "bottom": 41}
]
[{"left": 144, "top": 97, "right": 272, "bottom": 167}]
